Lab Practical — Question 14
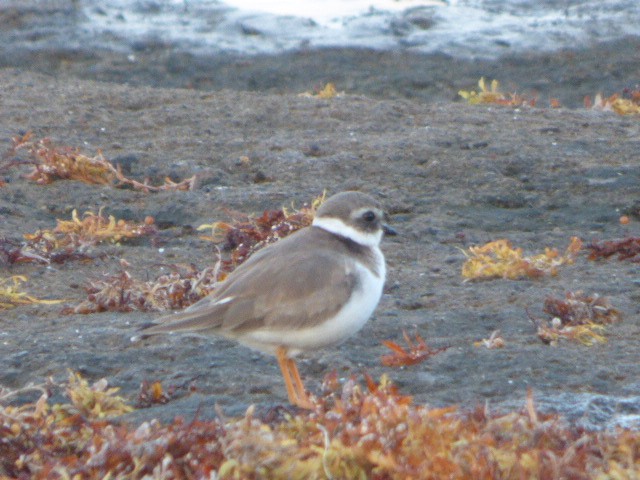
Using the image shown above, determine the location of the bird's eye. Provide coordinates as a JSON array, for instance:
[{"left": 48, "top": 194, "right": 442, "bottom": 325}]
[{"left": 362, "top": 210, "right": 376, "bottom": 222}]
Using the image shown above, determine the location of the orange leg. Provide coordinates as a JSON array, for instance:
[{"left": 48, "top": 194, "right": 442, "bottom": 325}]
[
  {"left": 276, "top": 346, "right": 298, "bottom": 405},
  {"left": 287, "top": 357, "right": 313, "bottom": 408},
  {"left": 276, "top": 347, "right": 314, "bottom": 409}
]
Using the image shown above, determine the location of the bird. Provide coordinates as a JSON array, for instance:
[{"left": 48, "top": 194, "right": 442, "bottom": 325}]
[{"left": 138, "top": 191, "right": 396, "bottom": 409}]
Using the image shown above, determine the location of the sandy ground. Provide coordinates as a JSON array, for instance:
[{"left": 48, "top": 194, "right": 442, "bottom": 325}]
[{"left": 0, "top": 38, "right": 639, "bottom": 428}]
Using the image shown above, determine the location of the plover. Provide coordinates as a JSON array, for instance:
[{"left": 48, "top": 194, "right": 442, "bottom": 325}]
[{"left": 139, "top": 191, "right": 395, "bottom": 409}]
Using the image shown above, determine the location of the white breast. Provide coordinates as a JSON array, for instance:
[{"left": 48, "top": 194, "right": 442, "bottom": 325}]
[{"left": 244, "top": 247, "right": 386, "bottom": 355}]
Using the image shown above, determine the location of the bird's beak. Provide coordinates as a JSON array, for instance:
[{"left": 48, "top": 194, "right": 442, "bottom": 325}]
[{"left": 383, "top": 224, "right": 397, "bottom": 236}]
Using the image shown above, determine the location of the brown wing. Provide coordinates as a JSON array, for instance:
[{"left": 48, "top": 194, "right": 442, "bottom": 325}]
[
  {"left": 221, "top": 248, "right": 358, "bottom": 333},
  {"left": 140, "top": 230, "right": 357, "bottom": 337}
]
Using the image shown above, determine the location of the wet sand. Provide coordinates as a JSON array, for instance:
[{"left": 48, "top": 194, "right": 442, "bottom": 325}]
[{"left": 0, "top": 10, "right": 639, "bottom": 426}]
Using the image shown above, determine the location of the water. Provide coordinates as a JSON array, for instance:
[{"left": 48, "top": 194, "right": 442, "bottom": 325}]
[{"left": 80, "top": 0, "right": 640, "bottom": 58}]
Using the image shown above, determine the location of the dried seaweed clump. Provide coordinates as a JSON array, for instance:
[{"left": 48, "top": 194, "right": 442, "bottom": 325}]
[
  {"left": 532, "top": 291, "right": 621, "bottom": 346},
  {"left": 299, "top": 82, "right": 340, "bottom": 99},
  {"left": 136, "top": 380, "right": 173, "bottom": 408},
  {"left": 198, "top": 193, "right": 325, "bottom": 272},
  {"left": 381, "top": 330, "right": 449, "bottom": 367},
  {"left": 1, "top": 209, "right": 157, "bottom": 265},
  {"left": 587, "top": 236, "right": 640, "bottom": 262},
  {"left": 59, "top": 371, "right": 134, "bottom": 419},
  {"left": 585, "top": 89, "right": 640, "bottom": 115},
  {"left": 0, "top": 275, "right": 63, "bottom": 310},
  {"left": 474, "top": 329, "right": 506, "bottom": 349},
  {"left": 0, "top": 234, "right": 93, "bottom": 265},
  {"left": 54, "top": 208, "right": 157, "bottom": 243},
  {"left": 63, "top": 262, "right": 220, "bottom": 314},
  {"left": 2, "top": 375, "right": 639, "bottom": 479},
  {"left": 5, "top": 133, "right": 196, "bottom": 191},
  {"left": 462, "top": 237, "right": 582, "bottom": 280},
  {"left": 458, "top": 77, "right": 537, "bottom": 107}
]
